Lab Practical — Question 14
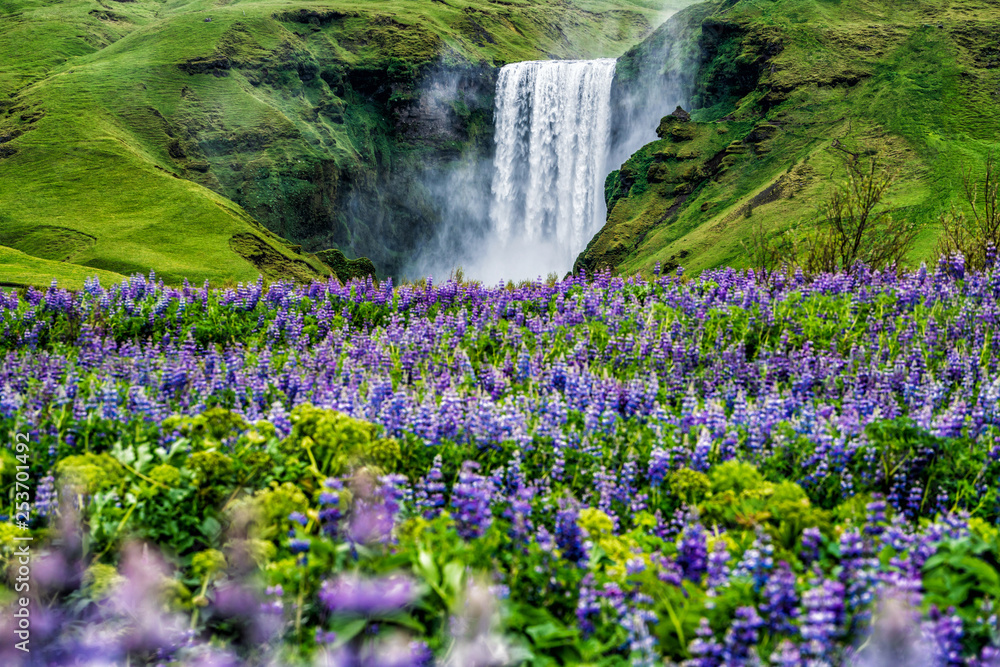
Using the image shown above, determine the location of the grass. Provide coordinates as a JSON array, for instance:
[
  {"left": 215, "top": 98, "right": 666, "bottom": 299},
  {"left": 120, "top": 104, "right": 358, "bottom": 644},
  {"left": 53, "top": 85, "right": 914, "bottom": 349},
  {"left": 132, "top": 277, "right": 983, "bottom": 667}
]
[
  {"left": 0, "top": 0, "right": 694, "bottom": 288},
  {"left": 589, "top": 0, "right": 1000, "bottom": 277},
  {"left": 0, "top": 245, "right": 126, "bottom": 290}
]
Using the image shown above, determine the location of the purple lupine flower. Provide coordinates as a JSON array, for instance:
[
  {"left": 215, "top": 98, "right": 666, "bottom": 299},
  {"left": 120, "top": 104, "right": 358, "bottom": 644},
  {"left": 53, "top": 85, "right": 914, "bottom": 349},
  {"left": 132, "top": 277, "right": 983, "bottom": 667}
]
[
  {"left": 415, "top": 455, "right": 446, "bottom": 520},
  {"left": 504, "top": 485, "right": 535, "bottom": 544},
  {"left": 733, "top": 529, "right": 774, "bottom": 592},
  {"left": 555, "top": 503, "right": 586, "bottom": 565},
  {"left": 769, "top": 639, "right": 801, "bottom": 666},
  {"left": 379, "top": 473, "right": 409, "bottom": 521},
  {"left": 451, "top": 461, "right": 493, "bottom": 540},
  {"left": 688, "top": 618, "right": 724, "bottom": 667},
  {"left": 653, "top": 552, "right": 684, "bottom": 587},
  {"left": 678, "top": 519, "right": 708, "bottom": 582},
  {"left": 318, "top": 477, "right": 344, "bottom": 536},
  {"left": 623, "top": 607, "right": 658, "bottom": 666},
  {"left": 318, "top": 574, "right": 417, "bottom": 616},
  {"left": 974, "top": 646, "right": 1000, "bottom": 667},
  {"left": 839, "top": 528, "right": 877, "bottom": 612},
  {"left": 801, "top": 527, "right": 822, "bottom": 564},
  {"left": 260, "top": 585, "right": 284, "bottom": 617},
  {"left": 409, "top": 640, "right": 435, "bottom": 666},
  {"left": 34, "top": 474, "right": 58, "bottom": 518},
  {"left": 648, "top": 445, "right": 671, "bottom": 487},
  {"left": 864, "top": 494, "right": 888, "bottom": 537},
  {"left": 314, "top": 628, "right": 337, "bottom": 645},
  {"left": 761, "top": 561, "right": 799, "bottom": 634},
  {"left": 288, "top": 539, "right": 310, "bottom": 554},
  {"left": 722, "top": 606, "right": 763, "bottom": 666},
  {"left": 925, "top": 605, "right": 964, "bottom": 666},
  {"left": 706, "top": 538, "right": 730, "bottom": 589},
  {"left": 799, "top": 577, "right": 845, "bottom": 662},
  {"left": 576, "top": 573, "right": 601, "bottom": 637},
  {"left": 349, "top": 487, "right": 395, "bottom": 546},
  {"left": 591, "top": 465, "right": 619, "bottom": 529}
]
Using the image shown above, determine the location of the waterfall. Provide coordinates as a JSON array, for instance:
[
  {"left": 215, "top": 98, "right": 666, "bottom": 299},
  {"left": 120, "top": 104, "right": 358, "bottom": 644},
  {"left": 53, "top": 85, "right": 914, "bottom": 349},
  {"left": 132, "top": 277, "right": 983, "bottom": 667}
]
[
  {"left": 404, "top": 58, "right": 617, "bottom": 284},
  {"left": 488, "top": 59, "right": 616, "bottom": 278}
]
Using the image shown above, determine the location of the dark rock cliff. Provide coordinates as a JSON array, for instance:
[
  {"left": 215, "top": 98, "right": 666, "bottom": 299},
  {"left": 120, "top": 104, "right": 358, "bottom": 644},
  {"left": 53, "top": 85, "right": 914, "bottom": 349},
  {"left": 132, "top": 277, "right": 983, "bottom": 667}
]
[{"left": 170, "top": 21, "right": 499, "bottom": 278}]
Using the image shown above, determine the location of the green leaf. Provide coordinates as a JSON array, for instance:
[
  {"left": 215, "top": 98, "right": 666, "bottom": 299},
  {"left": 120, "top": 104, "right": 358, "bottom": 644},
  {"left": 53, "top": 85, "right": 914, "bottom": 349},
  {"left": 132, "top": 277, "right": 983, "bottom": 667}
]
[
  {"left": 110, "top": 441, "right": 136, "bottom": 467},
  {"left": 443, "top": 561, "right": 465, "bottom": 605},
  {"left": 526, "top": 621, "right": 578, "bottom": 649},
  {"left": 329, "top": 618, "right": 367, "bottom": 643},
  {"left": 200, "top": 516, "right": 222, "bottom": 541},
  {"left": 134, "top": 442, "right": 154, "bottom": 473},
  {"left": 957, "top": 556, "right": 1000, "bottom": 592},
  {"left": 374, "top": 611, "right": 426, "bottom": 633},
  {"left": 415, "top": 549, "right": 439, "bottom": 586}
]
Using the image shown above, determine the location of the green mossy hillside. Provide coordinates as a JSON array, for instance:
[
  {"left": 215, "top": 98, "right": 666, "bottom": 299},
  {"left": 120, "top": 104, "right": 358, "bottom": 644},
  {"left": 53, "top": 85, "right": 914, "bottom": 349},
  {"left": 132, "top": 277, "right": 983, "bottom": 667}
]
[
  {"left": 578, "top": 110, "right": 750, "bottom": 273},
  {"left": 585, "top": 0, "right": 1000, "bottom": 277},
  {"left": 0, "top": 245, "right": 126, "bottom": 291},
  {"left": 0, "top": 0, "right": 689, "bottom": 287}
]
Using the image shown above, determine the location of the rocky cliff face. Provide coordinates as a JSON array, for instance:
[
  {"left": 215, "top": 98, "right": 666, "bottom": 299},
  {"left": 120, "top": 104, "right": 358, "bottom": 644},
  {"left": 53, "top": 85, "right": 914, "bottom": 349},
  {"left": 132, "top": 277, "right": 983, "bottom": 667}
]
[
  {"left": 165, "top": 14, "right": 501, "bottom": 278},
  {"left": 577, "top": 109, "right": 749, "bottom": 273}
]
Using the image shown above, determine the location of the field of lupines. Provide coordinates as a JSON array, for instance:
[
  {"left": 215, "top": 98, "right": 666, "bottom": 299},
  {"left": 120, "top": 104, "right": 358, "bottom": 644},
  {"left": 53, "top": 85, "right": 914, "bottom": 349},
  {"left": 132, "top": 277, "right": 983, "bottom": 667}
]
[{"left": 2, "top": 257, "right": 1000, "bottom": 666}]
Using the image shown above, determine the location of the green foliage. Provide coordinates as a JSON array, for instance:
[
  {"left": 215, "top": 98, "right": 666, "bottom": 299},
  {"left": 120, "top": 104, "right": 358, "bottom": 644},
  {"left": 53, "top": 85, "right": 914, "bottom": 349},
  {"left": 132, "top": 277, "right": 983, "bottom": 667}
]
[
  {"left": 922, "top": 529, "right": 1000, "bottom": 631},
  {"left": 804, "top": 155, "right": 920, "bottom": 274},
  {"left": 55, "top": 453, "right": 125, "bottom": 495},
  {"left": 253, "top": 482, "right": 310, "bottom": 538},
  {"left": 191, "top": 549, "right": 228, "bottom": 578},
  {"left": 82, "top": 563, "right": 123, "bottom": 600},
  {"left": 709, "top": 460, "right": 764, "bottom": 495},
  {"left": 189, "top": 451, "right": 235, "bottom": 486},
  {"left": 666, "top": 468, "right": 711, "bottom": 504},
  {"left": 316, "top": 248, "right": 379, "bottom": 283},
  {"left": 163, "top": 407, "right": 249, "bottom": 446},
  {"left": 936, "top": 152, "right": 1000, "bottom": 270},
  {"left": 281, "top": 403, "right": 399, "bottom": 477},
  {"left": 148, "top": 464, "right": 182, "bottom": 489}
]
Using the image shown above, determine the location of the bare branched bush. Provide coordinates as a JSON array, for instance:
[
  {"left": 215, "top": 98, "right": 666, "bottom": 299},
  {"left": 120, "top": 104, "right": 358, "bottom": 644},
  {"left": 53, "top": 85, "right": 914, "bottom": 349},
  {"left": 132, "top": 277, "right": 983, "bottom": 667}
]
[
  {"left": 740, "top": 215, "right": 795, "bottom": 287},
  {"left": 804, "top": 155, "right": 919, "bottom": 275},
  {"left": 936, "top": 151, "right": 999, "bottom": 270}
]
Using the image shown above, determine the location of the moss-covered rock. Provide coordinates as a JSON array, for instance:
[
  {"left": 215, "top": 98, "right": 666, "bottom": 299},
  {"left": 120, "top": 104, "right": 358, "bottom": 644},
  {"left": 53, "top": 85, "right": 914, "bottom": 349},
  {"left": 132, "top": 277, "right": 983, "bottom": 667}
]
[
  {"left": 576, "top": 117, "right": 746, "bottom": 274},
  {"left": 316, "top": 248, "right": 378, "bottom": 283}
]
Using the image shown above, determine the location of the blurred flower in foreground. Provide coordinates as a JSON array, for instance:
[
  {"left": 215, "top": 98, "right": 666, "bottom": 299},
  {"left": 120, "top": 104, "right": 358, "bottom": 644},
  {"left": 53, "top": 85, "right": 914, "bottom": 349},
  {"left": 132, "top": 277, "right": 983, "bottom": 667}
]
[
  {"left": 852, "top": 595, "right": 933, "bottom": 667},
  {"left": 319, "top": 573, "right": 418, "bottom": 616},
  {"left": 445, "top": 577, "right": 514, "bottom": 667}
]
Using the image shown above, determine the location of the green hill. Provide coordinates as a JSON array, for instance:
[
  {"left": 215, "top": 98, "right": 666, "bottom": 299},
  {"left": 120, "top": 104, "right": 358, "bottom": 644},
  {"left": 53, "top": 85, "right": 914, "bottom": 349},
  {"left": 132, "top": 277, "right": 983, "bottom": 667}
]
[
  {"left": 0, "top": 0, "right": 680, "bottom": 288},
  {"left": 577, "top": 0, "right": 1000, "bottom": 276}
]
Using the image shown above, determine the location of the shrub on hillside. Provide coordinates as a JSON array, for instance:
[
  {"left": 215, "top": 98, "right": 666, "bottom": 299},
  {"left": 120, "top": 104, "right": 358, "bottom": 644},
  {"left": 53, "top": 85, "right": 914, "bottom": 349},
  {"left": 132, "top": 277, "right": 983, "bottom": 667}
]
[{"left": 805, "top": 154, "right": 920, "bottom": 274}]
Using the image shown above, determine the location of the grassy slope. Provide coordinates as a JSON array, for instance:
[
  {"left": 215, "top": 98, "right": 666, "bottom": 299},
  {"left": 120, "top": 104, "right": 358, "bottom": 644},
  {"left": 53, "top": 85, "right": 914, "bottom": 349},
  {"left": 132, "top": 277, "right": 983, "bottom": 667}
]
[
  {"left": 583, "top": 0, "right": 1000, "bottom": 277},
  {"left": 0, "top": 246, "right": 126, "bottom": 290},
  {"left": 0, "top": 0, "right": 687, "bottom": 288}
]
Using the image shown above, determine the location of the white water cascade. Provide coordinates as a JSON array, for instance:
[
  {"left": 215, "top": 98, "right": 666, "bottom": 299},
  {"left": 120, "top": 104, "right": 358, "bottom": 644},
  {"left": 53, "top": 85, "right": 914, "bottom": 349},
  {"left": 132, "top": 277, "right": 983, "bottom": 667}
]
[
  {"left": 405, "top": 58, "right": 617, "bottom": 284},
  {"left": 485, "top": 58, "right": 616, "bottom": 280}
]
